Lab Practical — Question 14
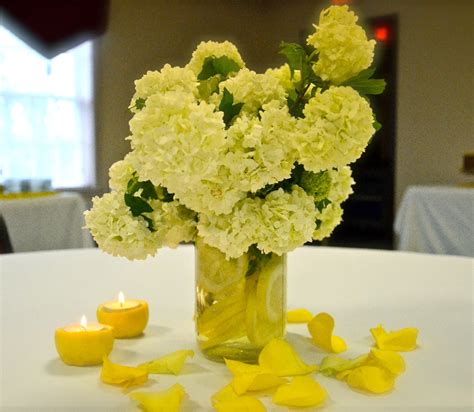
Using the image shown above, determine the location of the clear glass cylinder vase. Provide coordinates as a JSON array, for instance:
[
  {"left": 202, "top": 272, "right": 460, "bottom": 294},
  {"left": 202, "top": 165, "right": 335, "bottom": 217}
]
[{"left": 195, "top": 237, "right": 286, "bottom": 363}]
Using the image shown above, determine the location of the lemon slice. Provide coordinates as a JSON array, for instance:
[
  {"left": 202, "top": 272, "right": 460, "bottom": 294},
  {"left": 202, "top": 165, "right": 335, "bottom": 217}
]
[
  {"left": 196, "top": 237, "right": 248, "bottom": 294},
  {"left": 246, "top": 255, "right": 286, "bottom": 346}
]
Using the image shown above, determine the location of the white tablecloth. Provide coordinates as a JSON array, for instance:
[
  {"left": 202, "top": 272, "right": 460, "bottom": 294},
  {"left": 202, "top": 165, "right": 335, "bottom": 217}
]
[
  {"left": 0, "top": 246, "right": 472, "bottom": 411},
  {"left": 0, "top": 192, "right": 94, "bottom": 252},
  {"left": 394, "top": 186, "right": 474, "bottom": 257}
]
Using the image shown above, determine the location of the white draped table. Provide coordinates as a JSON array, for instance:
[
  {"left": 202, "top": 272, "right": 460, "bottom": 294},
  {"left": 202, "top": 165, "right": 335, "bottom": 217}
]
[
  {"left": 0, "top": 247, "right": 472, "bottom": 411},
  {"left": 394, "top": 186, "right": 474, "bottom": 257},
  {"left": 0, "top": 192, "right": 94, "bottom": 253}
]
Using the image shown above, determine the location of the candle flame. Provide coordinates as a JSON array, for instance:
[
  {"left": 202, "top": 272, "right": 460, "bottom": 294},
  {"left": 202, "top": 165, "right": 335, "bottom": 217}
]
[
  {"left": 80, "top": 315, "right": 87, "bottom": 330},
  {"left": 118, "top": 291, "right": 125, "bottom": 307}
]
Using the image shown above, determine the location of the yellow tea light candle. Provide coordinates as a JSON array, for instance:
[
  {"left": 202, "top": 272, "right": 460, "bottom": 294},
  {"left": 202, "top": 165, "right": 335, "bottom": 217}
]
[
  {"left": 97, "top": 292, "right": 149, "bottom": 338},
  {"left": 55, "top": 315, "right": 114, "bottom": 366}
]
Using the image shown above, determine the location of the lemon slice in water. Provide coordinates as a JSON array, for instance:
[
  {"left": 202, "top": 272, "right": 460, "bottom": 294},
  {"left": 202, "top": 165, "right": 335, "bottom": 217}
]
[
  {"left": 196, "top": 237, "right": 248, "bottom": 294},
  {"left": 246, "top": 255, "right": 286, "bottom": 346}
]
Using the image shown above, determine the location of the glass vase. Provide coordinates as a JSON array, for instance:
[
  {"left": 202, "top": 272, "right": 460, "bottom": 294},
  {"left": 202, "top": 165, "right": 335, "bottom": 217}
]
[{"left": 195, "top": 237, "right": 286, "bottom": 363}]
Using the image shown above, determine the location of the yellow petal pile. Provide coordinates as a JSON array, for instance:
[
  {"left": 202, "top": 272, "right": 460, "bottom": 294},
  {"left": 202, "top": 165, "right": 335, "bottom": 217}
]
[
  {"left": 366, "top": 348, "right": 405, "bottom": 375},
  {"left": 130, "top": 383, "right": 186, "bottom": 412},
  {"left": 346, "top": 366, "right": 395, "bottom": 394},
  {"left": 371, "top": 325, "right": 419, "bottom": 351},
  {"left": 138, "top": 350, "right": 195, "bottom": 375},
  {"left": 211, "top": 384, "right": 266, "bottom": 412},
  {"left": 258, "top": 338, "right": 318, "bottom": 376},
  {"left": 320, "top": 347, "right": 406, "bottom": 394},
  {"left": 225, "top": 359, "right": 286, "bottom": 395},
  {"left": 272, "top": 376, "right": 327, "bottom": 408},
  {"left": 308, "top": 312, "right": 347, "bottom": 353},
  {"left": 287, "top": 308, "right": 313, "bottom": 323},
  {"left": 100, "top": 356, "right": 148, "bottom": 389}
]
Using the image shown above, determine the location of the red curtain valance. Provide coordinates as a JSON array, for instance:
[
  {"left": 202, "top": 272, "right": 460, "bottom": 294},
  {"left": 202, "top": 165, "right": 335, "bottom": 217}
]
[{"left": 0, "top": 0, "right": 109, "bottom": 58}]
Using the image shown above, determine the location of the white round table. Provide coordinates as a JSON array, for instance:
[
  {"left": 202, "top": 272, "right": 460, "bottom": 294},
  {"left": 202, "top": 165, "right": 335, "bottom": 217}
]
[{"left": 0, "top": 246, "right": 472, "bottom": 411}]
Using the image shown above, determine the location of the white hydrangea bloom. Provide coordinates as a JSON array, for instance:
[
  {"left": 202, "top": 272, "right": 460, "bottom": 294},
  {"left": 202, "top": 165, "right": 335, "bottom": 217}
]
[
  {"left": 256, "top": 186, "right": 316, "bottom": 255},
  {"left": 108, "top": 153, "right": 137, "bottom": 191},
  {"left": 129, "top": 90, "right": 242, "bottom": 214},
  {"left": 264, "top": 64, "right": 301, "bottom": 92},
  {"left": 186, "top": 40, "right": 245, "bottom": 76},
  {"left": 226, "top": 104, "right": 297, "bottom": 192},
  {"left": 130, "top": 65, "right": 198, "bottom": 112},
  {"left": 312, "top": 202, "right": 343, "bottom": 241},
  {"left": 307, "top": 5, "right": 375, "bottom": 84},
  {"left": 218, "top": 68, "right": 287, "bottom": 114},
  {"left": 158, "top": 201, "right": 197, "bottom": 248},
  {"left": 198, "top": 186, "right": 316, "bottom": 258},
  {"left": 327, "top": 166, "right": 354, "bottom": 204},
  {"left": 295, "top": 86, "right": 375, "bottom": 172},
  {"left": 84, "top": 191, "right": 161, "bottom": 260},
  {"left": 197, "top": 196, "right": 259, "bottom": 259}
]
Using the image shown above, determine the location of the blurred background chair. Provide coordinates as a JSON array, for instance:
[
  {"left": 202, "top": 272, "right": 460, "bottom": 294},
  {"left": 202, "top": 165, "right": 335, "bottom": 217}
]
[{"left": 0, "top": 213, "right": 13, "bottom": 254}]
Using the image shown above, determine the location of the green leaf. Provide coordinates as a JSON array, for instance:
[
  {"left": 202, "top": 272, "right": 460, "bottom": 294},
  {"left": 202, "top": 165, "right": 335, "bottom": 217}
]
[
  {"left": 157, "top": 186, "right": 174, "bottom": 202},
  {"left": 142, "top": 215, "right": 156, "bottom": 232},
  {"left": 219, "top": 88, "right": 244, "bottom": 128},
  {"left": 279, "top": 42, "right": 306, "bottom": 77},
  {"left": 345, "top": 78, "right": 386, "bottom": 95},
  {"left": 197, "top": 56, "right": 241, "bottom": 81},
  {"left": 373, "top": 120, "right": 382, "bottom": 131},
  {"left": 135, "top": 97, "right": 146, "bottom": 110},
  {"left": 342, "top": 67, "right": 386, "bottom": 95},
  {"left": 315, "top": 198, "right": 331, "bottom": 213},
  {"left": 124, "top": 193, "right": 153, "bottom": 216}
]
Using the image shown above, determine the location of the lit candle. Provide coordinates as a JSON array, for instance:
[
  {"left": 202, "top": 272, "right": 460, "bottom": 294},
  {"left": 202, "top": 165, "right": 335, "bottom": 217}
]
[
  {"left": 97, "top": 292, "right": 149, "bottom": 338},
  {"left": 55, "top": 315, "right": 114, "bottom": 366}
]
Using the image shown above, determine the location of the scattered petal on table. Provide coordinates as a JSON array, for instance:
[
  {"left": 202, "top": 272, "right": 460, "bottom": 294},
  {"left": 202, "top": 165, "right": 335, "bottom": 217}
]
[
  {"left": 308, "top": 312, "right": 347, "bottom": 353},
  {"left": 211, "top": 384, "right": 266, "bottom": 412},
  {"left": 366, "top": 348, "right": 405, "bottom": 375},
  {"left": 259, "top": 338, "right": 318, "bottom": 377},
  {"left": 346, "top": 366, "right": 395, "bottom": 394},
  {"left": 370, "top": 324, "right": 419, "bottom": 351},
  {"left": 214, "top": 396, "right": 266, "bottom": 412},
  {"left": 287, "top": 308, "right": 313, "bottom": 323},
  {"left": 100, "top": 356, "right": 148, "bottom": 388},
  {"left": 272, "top": 375, "right": 327, "bottom": 408},
  {"left": 130, "top": 383, "right": 185, "bottom": 412},
  {"left": 138, "top": 350, "right": 195, "bottom": 375},
  {"left": 224, "top": 359, "right": 286, "bottom": 395},
  {"left": 319, "top": 354, "right": 368, "bottom": 377}
]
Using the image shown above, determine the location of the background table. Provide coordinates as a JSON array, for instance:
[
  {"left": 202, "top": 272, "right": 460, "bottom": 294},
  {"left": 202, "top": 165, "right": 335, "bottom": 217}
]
[
  {"left": 394, "top": 185, "right": 474, "bottom": 257},
  {"left": 0, "top": 192, "right": 94, "bottom": 252},
  {"left": 1, "top": 246, "right": 472, "bottom": 411}
]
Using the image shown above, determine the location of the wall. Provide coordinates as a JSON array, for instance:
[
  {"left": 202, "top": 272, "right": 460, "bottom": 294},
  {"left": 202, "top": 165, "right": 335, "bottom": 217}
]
[{"left": 94, "top": 0, "right": 473, "bottom": 208}]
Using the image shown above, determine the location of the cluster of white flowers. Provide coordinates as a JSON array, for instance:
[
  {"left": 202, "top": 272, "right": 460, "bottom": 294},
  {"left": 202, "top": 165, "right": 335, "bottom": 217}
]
[
  {"left": 307, "top": 5, "right": 375, "bottom": 84},
  {"left": 85, "top": 5, "right": 379, "bottom": 260}
]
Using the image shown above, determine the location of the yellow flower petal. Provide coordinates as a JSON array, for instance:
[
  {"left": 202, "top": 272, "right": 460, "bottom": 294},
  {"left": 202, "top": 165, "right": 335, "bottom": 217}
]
[
  {"left": 366, "top": 348, "right": 405, "bottom": 375},
  {"left": 100, "top": 356, "right": 148, "bottom": 388},
  {"left": 319, "top": 354, "right": 368, "bottom": 377},
  {"left": 308, "top": 312, "right": 347, "bottom": 353},
  {"left": 258, "top": 338, "right": 318, "bottom": 377},
  {"left": 287, "top": 308, "right": 313, "bottom": 323},
  {"left": 272, "top": 376, "right": 327, "bottom": 408},
  {"left": 370, "top": 324, "right": 419, "bottom": 351},
  {"left": 211, "top": 384, "right": 266, "bottom": 412},
  {"left": 214, "top": 396, "right": 266, "bottom": 412},
  {"left": 130, "top": 383, "right": 185, "bottom": 412},
  {"left": 138, "top": 350, "right": 195, "bottom": 375},
  {"left": 211, "top": 384, "right": 238, "bottom": 405},
  {"left": 225, "top": 359, "right": 286, "bottom": 395},
  {"left": 346, "top": 366, "right": 395, "bottom": 394}
]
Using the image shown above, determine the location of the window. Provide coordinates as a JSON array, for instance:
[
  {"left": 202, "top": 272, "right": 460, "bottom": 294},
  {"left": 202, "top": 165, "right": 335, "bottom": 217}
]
[{"left": 0, "top": 25, "right": 94, "bottom": 189}]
